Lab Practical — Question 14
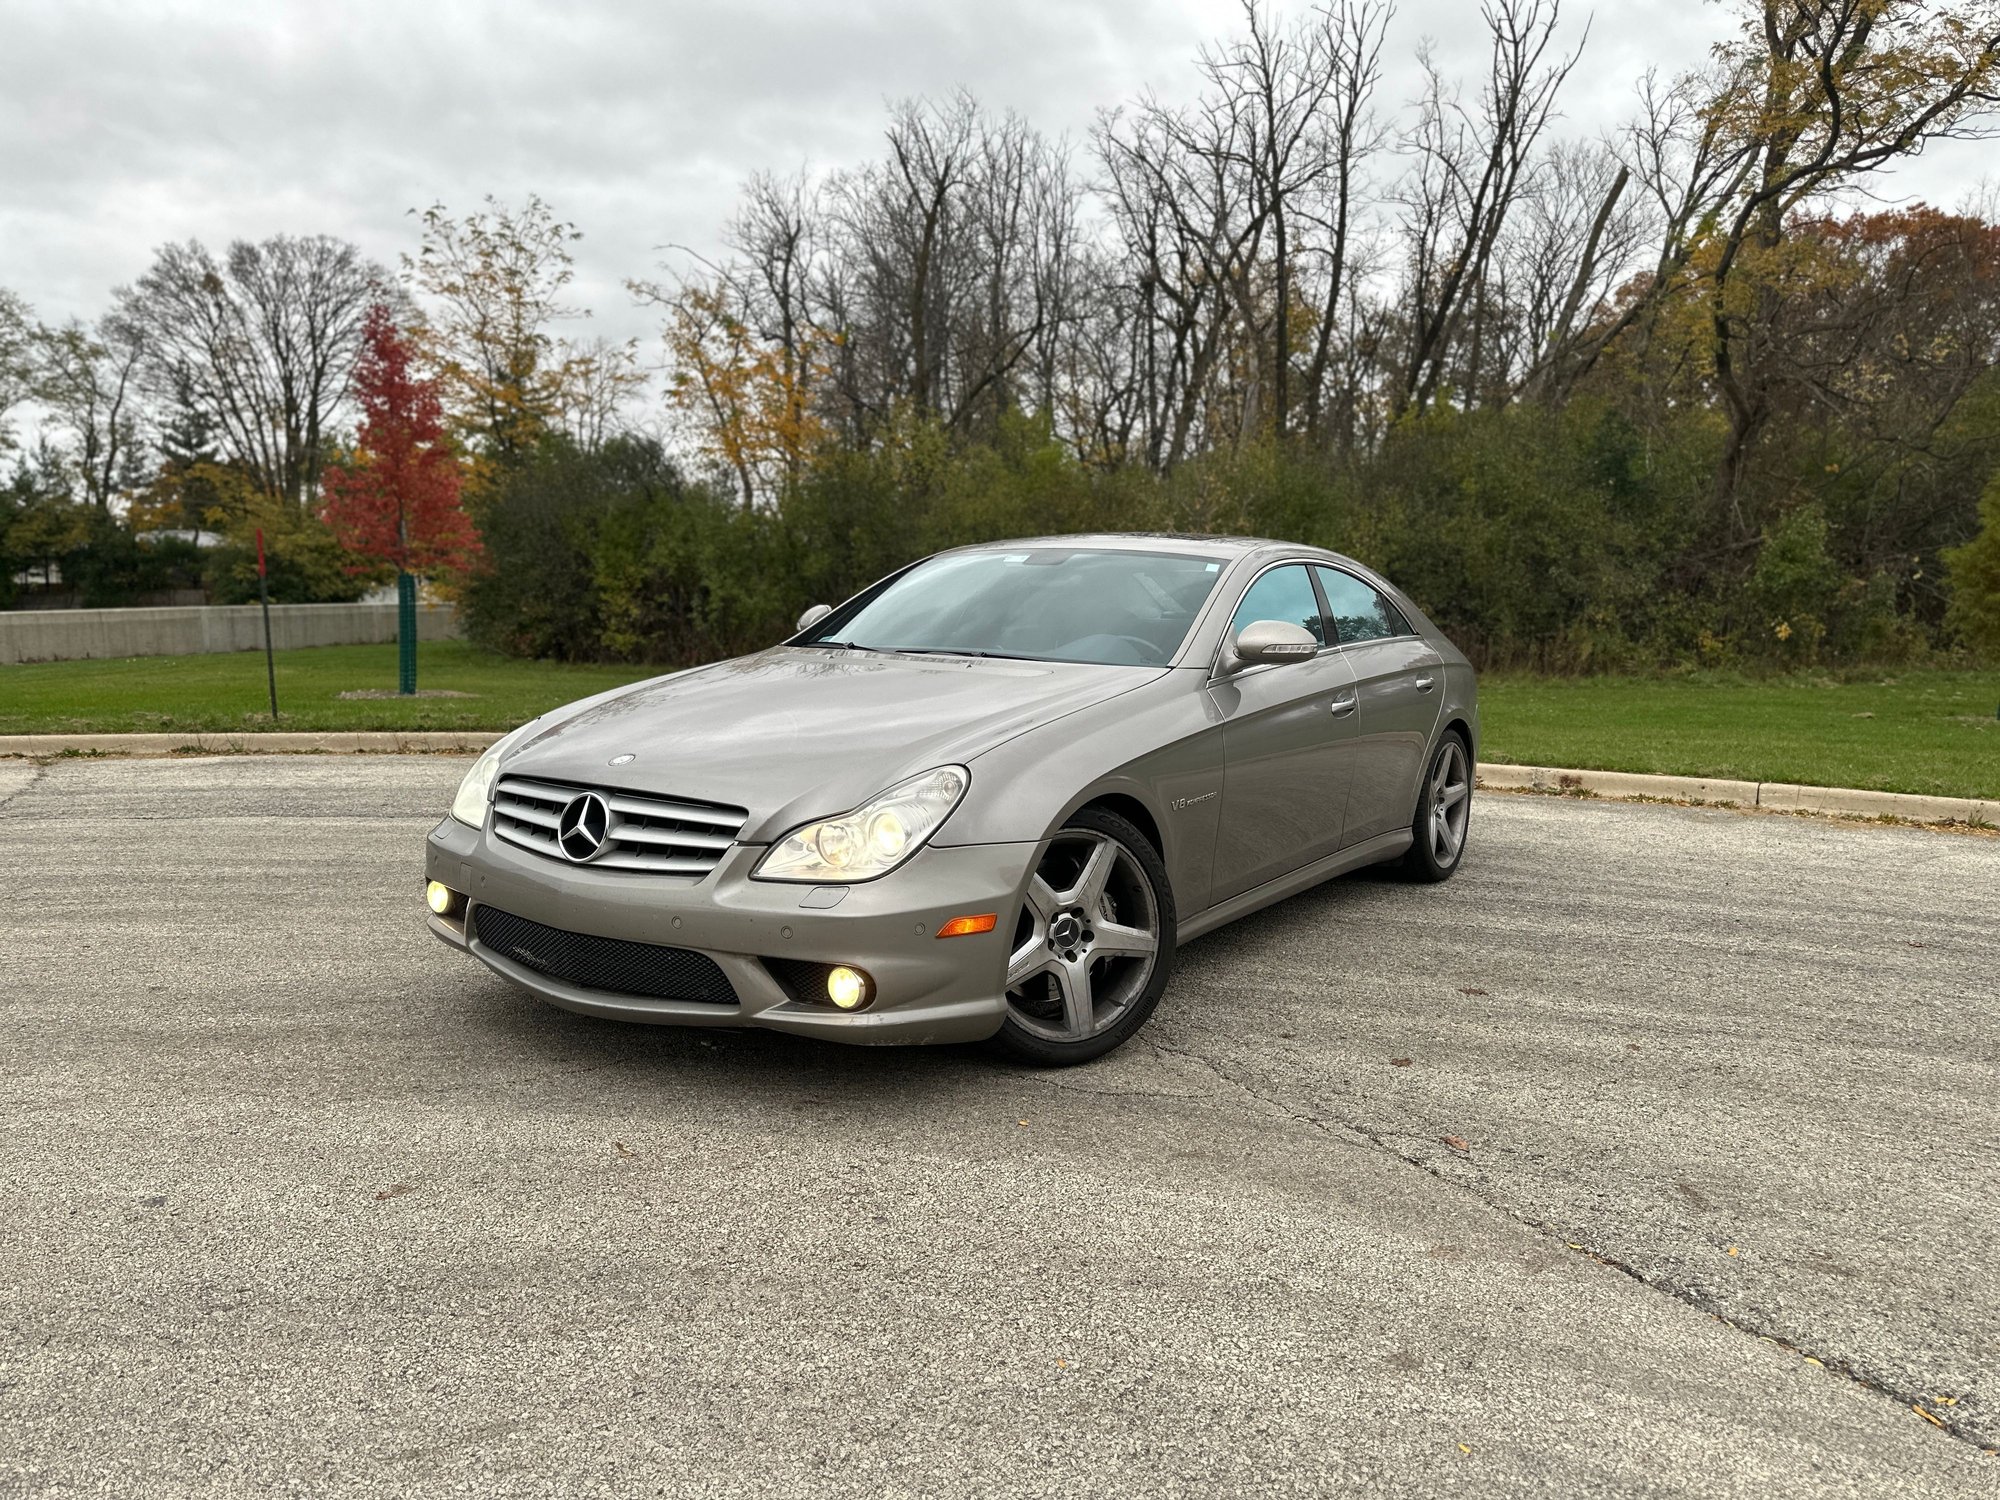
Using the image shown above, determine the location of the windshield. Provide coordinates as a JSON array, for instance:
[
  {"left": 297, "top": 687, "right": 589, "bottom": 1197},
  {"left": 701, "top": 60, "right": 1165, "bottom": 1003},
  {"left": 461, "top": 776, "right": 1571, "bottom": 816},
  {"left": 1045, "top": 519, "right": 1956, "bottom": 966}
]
[{"left": 803, "top": 548, "right": 1228, "bottom": 667}]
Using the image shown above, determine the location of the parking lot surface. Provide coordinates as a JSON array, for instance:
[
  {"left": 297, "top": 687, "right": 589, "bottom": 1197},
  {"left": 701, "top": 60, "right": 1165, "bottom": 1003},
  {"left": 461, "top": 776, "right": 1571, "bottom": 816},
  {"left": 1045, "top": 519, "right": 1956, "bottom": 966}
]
[{"left": 1, "top": 756, "right": 1995, "bottom": 1497}]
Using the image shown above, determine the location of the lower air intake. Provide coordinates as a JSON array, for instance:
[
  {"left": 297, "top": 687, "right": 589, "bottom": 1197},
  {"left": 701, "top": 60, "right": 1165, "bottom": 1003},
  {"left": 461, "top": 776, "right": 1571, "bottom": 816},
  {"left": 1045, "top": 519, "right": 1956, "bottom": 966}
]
[{"left": 471, "top": 905, "right": 738, "bottom": 1006}]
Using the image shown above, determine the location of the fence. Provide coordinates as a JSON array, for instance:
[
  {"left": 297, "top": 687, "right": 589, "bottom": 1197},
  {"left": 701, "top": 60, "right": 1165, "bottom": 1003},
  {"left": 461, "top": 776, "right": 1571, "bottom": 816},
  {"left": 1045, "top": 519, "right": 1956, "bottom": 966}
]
[{"left": 0, "top": 602, "right": 462, "bottom": 665}]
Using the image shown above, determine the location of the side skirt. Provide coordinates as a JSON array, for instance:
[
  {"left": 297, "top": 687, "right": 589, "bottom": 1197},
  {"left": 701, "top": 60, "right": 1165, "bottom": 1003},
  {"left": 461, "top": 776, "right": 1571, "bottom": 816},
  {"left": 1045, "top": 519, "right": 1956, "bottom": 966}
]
[{"left": 1175, "top": 829, "right": 1413, "bottom": 945}]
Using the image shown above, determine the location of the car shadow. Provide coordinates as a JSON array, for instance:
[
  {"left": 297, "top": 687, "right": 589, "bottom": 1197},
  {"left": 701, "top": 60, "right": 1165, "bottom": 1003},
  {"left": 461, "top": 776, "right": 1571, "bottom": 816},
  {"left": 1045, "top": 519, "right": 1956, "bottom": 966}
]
[
  {"left": 458, "top": 973, "right": 1009, "bottom": 1103},
  {"left": 443, "top": 863, "right": 1421, "bottom": 1095}
]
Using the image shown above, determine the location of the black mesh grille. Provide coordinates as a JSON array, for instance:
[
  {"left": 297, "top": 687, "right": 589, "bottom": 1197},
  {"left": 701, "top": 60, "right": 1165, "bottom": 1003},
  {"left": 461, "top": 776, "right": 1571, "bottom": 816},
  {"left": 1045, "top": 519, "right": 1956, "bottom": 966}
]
[
  {"left": 472, "top": 905, "right": 738, "bottom": 1006},
  {"left": 763, "top": 957, "right": 839, "bottom": 1006}
]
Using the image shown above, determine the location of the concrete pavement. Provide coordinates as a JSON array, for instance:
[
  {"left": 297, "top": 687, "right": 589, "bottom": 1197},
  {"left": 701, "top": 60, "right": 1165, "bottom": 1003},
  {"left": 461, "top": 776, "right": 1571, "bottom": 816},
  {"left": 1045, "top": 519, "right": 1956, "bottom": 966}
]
[{"left": 1, "top": 757, "right": 1994, "bottom": 1496}]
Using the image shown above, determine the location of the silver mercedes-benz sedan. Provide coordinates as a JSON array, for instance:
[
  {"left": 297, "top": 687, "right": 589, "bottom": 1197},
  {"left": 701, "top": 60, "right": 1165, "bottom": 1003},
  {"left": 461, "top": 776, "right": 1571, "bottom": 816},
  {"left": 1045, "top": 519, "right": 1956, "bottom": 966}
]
[{"left": 425, "top": 534, "right": 1477, "bottom": 1065}]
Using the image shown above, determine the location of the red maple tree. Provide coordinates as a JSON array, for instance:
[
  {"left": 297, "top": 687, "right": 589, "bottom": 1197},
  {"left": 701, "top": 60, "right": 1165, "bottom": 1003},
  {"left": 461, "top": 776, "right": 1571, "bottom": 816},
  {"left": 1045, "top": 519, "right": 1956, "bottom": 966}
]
[{"left": 321, "top": 303, "right": 478, "bottom": 576}]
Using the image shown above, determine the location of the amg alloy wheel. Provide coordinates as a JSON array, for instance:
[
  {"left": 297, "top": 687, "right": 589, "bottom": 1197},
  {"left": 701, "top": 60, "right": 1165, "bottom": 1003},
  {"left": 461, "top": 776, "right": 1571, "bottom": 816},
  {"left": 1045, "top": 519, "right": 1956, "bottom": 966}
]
[
  {"left": 1403, "top": 732, "right": 1471, "bottom": 882},
  {"left": 995, "top": 807, "right": 1175, "bottom": 1066}
]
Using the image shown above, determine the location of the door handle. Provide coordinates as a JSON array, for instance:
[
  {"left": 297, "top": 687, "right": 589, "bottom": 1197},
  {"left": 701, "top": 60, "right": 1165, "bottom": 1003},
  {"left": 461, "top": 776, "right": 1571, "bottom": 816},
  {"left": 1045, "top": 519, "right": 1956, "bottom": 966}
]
[
  {"left": 1413, "top": 676, "right": 1436, "bottom": 693},
  {"left": 1329, "top": 694, "right": 1358, "bottom": 717}
]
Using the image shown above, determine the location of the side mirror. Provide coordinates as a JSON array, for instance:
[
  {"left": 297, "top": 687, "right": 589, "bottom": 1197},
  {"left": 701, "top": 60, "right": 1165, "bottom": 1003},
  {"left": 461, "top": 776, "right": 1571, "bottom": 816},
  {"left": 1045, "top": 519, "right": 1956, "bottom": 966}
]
[
  {"left": 1232, "top": 620, "right": 1319, "bottom": 668},
  {"left": 795, "top": 603, "right": 834, "bottom": 634}
]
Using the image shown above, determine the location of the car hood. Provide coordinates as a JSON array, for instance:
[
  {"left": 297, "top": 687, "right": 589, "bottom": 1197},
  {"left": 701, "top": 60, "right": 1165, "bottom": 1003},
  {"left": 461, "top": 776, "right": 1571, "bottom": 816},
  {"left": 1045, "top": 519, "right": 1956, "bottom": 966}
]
[{"left": 500, "top": 646, "right": 1162, "bottom": 843}]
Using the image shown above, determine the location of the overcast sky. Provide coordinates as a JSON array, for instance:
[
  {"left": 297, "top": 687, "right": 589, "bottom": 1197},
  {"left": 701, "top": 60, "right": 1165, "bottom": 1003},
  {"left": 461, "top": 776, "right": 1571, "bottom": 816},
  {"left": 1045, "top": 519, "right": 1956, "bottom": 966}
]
[{"left": 2, "top": 0, "right": 1986, "bottom": 358}]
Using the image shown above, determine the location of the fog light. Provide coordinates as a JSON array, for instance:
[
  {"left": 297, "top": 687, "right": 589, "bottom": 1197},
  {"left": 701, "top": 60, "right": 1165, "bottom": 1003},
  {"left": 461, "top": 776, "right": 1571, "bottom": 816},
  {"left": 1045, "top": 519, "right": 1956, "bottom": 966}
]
[
  {"left": 426, "top": 881, "right": 462, "bottom": 917},
  {"left": 826, "top": 965, "right": 872, "bottom": 1011}
]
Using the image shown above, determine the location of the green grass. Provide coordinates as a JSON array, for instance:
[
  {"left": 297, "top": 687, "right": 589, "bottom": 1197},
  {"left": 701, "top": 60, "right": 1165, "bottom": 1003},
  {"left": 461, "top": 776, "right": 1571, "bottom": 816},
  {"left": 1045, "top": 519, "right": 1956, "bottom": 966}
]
[
  {"left": 0, "top": 641, "right": 651, "bottom": 736},
  {"left": 4, "top": 643, "right": 1996, "bottom": 799},
  {"left": 1480, "top": 669, "right": 2000, "bottom": 801}
]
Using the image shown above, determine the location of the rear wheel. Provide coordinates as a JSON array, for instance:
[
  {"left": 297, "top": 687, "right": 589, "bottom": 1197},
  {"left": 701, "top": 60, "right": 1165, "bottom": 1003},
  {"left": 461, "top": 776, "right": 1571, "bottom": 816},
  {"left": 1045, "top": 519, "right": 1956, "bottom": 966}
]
[
  {"left": 1401, "top": 731, "right": 1472, "bottom": 882},
  {"left": 992, "top": 807, "right": 1175, "bottom": 1067}
]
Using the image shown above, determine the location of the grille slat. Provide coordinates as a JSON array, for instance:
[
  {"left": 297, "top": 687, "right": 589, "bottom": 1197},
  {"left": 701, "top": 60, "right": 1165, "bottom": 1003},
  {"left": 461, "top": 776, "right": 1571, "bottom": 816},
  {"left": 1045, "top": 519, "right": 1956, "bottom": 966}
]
[
  {"left": 494, "top": 797, "right": 561, "bottom": 830},
  {"left": 471, "top": 905, "right": 738, "bottom": 1005},
  {"left": 492, "top": 775, "right": 748, "bottom": 877},
  {"left": 612, "top": 823, "right": 734, "bottom": 852},
  {"left": 602, "top": 793, "right": 745, "bottom": 829}
]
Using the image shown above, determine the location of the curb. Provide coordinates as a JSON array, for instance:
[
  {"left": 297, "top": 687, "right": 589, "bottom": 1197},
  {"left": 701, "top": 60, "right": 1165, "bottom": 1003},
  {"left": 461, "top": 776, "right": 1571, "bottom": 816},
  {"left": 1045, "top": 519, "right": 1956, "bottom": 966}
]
[
  {"left": 1477, "top": 763, "right": 1993, "bottom": 829},
  {"left": 0, "top": 731, "right": 503, "bottom": 757},
  {"left": 1, "top": 733, "right": 1989, "bottom": 829}
]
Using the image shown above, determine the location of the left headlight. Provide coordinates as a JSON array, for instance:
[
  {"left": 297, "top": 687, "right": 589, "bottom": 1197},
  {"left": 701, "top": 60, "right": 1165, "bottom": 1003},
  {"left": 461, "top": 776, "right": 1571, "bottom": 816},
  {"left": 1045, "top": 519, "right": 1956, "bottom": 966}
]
[
  {"left": 450, "top": 724, "right": 534, "bottom": 827},
  {"left": 754, "top": 766, "right": 969, "bottom": 883}
]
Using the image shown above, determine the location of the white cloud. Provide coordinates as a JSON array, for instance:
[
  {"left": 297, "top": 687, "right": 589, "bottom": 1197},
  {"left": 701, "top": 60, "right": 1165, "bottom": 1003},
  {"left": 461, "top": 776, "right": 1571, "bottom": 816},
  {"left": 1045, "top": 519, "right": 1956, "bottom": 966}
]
[{"left": 1, "top": 0, "right": 1984, "bottom": 360}]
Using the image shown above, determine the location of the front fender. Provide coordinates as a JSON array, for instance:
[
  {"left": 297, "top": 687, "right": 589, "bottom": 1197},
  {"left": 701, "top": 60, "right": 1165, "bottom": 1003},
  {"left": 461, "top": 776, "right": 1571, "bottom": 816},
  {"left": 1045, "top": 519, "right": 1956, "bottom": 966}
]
[{"left": 934, "top": 668, "right": 1223, "bottom": 916}]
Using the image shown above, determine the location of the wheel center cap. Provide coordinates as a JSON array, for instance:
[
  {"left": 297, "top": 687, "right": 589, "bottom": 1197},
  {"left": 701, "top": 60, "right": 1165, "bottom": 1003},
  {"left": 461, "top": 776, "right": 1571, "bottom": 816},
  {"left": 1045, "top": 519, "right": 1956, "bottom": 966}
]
[{"left": 1050, "top": 912, "right": 1083, "bottom": 950}]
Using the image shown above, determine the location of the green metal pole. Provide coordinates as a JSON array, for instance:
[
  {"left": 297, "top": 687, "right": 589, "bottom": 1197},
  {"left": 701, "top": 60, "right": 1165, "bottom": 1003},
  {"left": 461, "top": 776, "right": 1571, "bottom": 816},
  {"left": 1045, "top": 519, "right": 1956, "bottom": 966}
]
[
  {"left": 256, "top": 527, "right": 278, "bottom": 721},
  {"left": 397, "top": 570, "right": 417, "bottom": 695}
]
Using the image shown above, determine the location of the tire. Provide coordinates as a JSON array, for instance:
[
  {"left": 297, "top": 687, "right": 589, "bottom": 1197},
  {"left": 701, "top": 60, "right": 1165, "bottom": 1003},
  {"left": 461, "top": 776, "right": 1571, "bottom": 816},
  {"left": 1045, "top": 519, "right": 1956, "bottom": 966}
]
[
  {"left": 1401, "top": 730, "right": 1472, "bottom": 883},
  {"left": 991, "top": 806, "right": 1177, "bottom": 1067}
]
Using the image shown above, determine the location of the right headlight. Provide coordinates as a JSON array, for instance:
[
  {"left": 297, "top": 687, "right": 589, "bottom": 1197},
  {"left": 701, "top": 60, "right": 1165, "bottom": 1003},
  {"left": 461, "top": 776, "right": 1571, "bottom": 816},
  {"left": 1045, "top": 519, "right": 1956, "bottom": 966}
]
[
  {"left": 753, "top": 766, "right": 969, "bottom": 882},
  {"left": 450, "top": 723, "right": 535, "bottom": 827}
]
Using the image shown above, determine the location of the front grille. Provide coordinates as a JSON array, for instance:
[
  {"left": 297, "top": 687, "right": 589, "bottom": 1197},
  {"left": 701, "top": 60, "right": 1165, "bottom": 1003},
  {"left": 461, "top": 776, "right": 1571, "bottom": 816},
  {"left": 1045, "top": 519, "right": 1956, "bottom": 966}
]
[
  {"left": 492, "top": 775, "right": 748, "bottom": 876},
  {"left": 471, "top": 905, "right": 738, "bottom": 1005}
]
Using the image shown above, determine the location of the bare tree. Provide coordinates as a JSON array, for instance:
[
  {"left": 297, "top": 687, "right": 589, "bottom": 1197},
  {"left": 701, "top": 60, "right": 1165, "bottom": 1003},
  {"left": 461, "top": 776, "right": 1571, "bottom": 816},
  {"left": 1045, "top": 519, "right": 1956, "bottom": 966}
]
[
  {"left": 113, "top": 235, "right": 384, "bottom": 505},
  {"left": 1394, "top": 0, "right": 1584, "bottom": 415},
  {"left": 1297, "top": 0, "right": 1394, "bottom": 446},
  {"left": 1506, "top": 139, "right": 1643, "bottom": 399},
  {"left": 810, "top": 94, "right": 1085, "bottom": 442},
  {"left": 1098, "top": 81, "right": 1271, "bottom": 463},
  {"left": 33, "top": 315, "right": 148, "bottom": 508},
  {"left": 552, "top": 336, "right": 644, "bottom": 455},
  {"left": 0, "top": 287, "right": 34, "bottom": 454}
]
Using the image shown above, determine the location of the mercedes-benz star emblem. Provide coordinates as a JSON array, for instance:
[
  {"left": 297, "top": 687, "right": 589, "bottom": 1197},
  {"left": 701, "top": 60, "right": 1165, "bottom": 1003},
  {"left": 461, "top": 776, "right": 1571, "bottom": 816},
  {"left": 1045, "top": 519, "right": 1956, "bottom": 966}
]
[{"left": 555, "top": 792, "right": 612, "bottom": 863}]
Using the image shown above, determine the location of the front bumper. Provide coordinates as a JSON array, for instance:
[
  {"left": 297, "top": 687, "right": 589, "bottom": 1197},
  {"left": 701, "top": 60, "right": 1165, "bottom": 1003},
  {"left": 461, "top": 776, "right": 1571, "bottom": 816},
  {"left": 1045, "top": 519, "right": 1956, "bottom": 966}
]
[{"left": 424, "top": 816, "right": 1031, "bottom": 1045}]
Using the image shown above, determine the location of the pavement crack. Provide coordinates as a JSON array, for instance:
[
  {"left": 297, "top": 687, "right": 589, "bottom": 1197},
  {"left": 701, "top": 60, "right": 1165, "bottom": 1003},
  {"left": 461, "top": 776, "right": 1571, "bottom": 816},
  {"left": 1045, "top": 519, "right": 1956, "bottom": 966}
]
[
  {"left": 1146, "top": 1039, "right": 1992, "bottom": 1454},
  {"left": 0, "top": 764, "right": 45, "bottom": 814}
]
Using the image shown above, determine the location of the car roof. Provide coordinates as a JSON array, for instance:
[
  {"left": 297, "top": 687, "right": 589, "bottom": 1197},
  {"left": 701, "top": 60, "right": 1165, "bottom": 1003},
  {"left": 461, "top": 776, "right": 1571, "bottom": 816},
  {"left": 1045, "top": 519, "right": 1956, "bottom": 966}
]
[
  {"left": 957, "top": 532, "right": 1342, "bottom": 562},
  {"left": 952, "top": 532, "right": 1378, "bottom": 577}
]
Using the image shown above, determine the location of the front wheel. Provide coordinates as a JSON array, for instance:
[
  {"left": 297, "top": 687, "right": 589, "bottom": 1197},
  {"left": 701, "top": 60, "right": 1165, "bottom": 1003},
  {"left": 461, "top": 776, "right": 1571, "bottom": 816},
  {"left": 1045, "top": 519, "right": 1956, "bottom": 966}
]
[
  {"left": 1401, "top": 732, "right": 1472, "bottom": 883},
  {"left": 992, "top": 807, "right": 1176, "bottom": 1067}
]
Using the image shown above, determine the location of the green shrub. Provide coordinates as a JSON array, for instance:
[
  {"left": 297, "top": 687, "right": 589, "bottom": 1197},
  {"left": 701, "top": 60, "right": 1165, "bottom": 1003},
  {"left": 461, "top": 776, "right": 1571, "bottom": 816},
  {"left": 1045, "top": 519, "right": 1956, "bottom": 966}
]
[{"left": 1944, "top": 470, "right": 2000, "bottom": 659}]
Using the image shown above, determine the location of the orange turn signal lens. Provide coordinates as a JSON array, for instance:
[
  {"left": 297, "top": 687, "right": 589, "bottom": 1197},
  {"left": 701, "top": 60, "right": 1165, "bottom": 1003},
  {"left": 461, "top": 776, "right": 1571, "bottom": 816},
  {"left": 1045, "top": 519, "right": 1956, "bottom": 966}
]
[{"left": 935, "top": 913, "right": 999, "bottom": 939}]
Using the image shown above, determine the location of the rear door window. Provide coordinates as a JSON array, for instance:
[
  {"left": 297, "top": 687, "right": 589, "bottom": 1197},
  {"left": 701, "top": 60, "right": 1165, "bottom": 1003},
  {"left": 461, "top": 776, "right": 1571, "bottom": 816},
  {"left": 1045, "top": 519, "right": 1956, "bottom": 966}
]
[{"left": 1315, "top": 567, "right": 1408, "bottom": 644}]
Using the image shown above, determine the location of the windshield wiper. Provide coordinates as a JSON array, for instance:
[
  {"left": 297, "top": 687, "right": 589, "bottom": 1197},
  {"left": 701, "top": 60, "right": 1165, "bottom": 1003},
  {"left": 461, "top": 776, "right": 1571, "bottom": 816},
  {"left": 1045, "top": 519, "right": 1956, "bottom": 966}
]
[
  {"left": 885, "top": 647, "right": 1041, "bottom": 661},
  {"left": 816, "top": 641, "right": 1042, "bottom": 662}
]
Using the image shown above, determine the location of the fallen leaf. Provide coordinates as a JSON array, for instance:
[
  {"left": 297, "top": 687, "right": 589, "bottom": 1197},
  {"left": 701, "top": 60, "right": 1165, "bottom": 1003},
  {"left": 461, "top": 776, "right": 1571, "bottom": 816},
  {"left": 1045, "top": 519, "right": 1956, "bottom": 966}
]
[
  {"left": 1803, "top": 1357, "right": 1823, "bottom": 1367},
  {"left": 1441, "top": 1135, "right": 1471, "bottom": 1153},
  {"left": 1017, "top": 1120, "right": 1029, "bottom": 1128},
  {"left": 1457, "top": 1443, "right": 1472, "bottom": 1456},
  {"left": 1727, "top": 1246, "right": 1741, "bottom": 1257},
  {"left": 1626, "top": 1044, "right": 1641, "bottom": 1052},
  {"left": 613, "top": 1140, "right": 635, "bottom": 1158},
  {"left": 1391, "top": 1058, "right": 1413, "bottom": 1067},
  {"left": 1056, "top": 1358, "right": 1069, "bottom": 1368},
  {"left": 374, "top": 1183, "right": 414, "bottom": 1202},
  {"left": 1914, "top": 1405, "right": 1946, "bottom": 1429},
  {"left": 1935, "top": 1396, "right": 1958, "bottom": 1407},
  {"left": 1458, "top": 987, "right": 1489, "bottom": 997}
]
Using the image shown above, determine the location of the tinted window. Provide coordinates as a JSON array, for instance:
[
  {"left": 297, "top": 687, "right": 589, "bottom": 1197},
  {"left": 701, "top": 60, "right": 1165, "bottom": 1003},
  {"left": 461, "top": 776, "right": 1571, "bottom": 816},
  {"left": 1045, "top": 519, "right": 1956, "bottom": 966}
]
[
  {"left": 804, "top": 548, "right": 1226, "bottom": 667},
  {"left": 1228, "top": 565, "right": 1327, "bottom": 646},
  {"left": 1316, "top": 567, "right": 1406, "bottom": 644}
]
